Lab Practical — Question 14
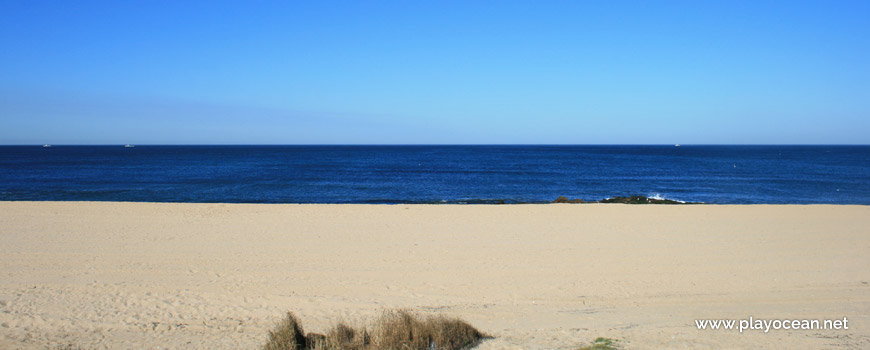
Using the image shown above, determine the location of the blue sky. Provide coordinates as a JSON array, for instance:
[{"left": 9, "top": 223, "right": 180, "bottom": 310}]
[{"left": 1, "top": 1, "right": 868, "bottom": 144}]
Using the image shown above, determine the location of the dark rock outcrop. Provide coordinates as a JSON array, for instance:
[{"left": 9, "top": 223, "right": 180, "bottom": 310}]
[
  {"left": 598, "top": 196, "right": 688, "bottom": 204},
  {"left": 553, "top": 196, "right": 585, "bottom": 203}
]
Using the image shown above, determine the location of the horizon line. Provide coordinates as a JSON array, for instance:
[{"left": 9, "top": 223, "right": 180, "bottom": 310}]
[{"left": 4, "top": 143, "right": 870, "bottom": 147}]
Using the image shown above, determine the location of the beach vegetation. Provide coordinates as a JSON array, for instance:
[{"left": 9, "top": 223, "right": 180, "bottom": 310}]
[
  {"left": 576, "top": 337, "right": 619, "bottom": 350},
  {"left": 262, "top": 310, "right": 488, "bottom": 350},
  {"left": 263, "top": 312, "right": 308, "bottom": 350},
  {"left": 56, "top": 345, "right": 91, "bottom": 350}
]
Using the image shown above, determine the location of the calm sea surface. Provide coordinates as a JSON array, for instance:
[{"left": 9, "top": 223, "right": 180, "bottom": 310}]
[{"left": 1, "top": 145, "right": 868, "bottom": 204}]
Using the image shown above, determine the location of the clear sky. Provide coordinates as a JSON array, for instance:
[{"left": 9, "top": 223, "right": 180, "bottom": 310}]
[{"left": 1, "top": 1, "right": 868, "bottom": 144}]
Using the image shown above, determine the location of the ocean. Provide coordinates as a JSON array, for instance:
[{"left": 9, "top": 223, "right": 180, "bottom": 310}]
[{"left": 1, "top": 145, "right": 868, "bottom": 204}]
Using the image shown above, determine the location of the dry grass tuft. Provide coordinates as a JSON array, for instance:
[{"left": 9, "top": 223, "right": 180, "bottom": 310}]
[
  {"left": 372, "top": 310, "right": 486, "bottom": 350},
  {"left": 263, "top": 312, "right": 309, "bottom": 350},
  {"left": 262, "top": 310, "right": 488, "bottom": 350},
  {"left": 325, "top": 322, "right": 368, "bottom": 350}
]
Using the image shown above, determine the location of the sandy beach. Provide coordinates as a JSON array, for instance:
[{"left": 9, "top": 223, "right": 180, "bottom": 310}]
[{"left": 0, "top": 202, "right": 867, "bottom": 349}]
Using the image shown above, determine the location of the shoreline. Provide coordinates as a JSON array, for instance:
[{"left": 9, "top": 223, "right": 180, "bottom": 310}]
[
  {"left": 1, "top": 202, "right": 868, "bottom": 349},
  {"left": 2, "top": 200, "right": 868, "bottom": 206}
]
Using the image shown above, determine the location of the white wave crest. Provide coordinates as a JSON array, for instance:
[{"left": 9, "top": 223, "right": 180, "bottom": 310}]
[{"left": 647, "top": 193, "right": 687, "bottom": 203}]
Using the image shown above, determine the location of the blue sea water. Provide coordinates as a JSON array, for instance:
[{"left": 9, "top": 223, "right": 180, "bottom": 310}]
[{"left": 0, "top": 145, "right": 868, "bottom": 204}]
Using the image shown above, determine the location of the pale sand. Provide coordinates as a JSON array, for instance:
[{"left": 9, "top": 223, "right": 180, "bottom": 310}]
[{"left": 0, "top": 202, "right": 868, "bottom": 350}]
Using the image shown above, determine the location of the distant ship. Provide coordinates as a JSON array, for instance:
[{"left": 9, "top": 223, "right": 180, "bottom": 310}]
[
  {"left": 124, "top": 144, "right": 135, "bottom": 148},
  {"left": 675, "top": 144, "right": 680, "bottom": 147},
  {"left": 43, "top": 144, "right": 51, "bottom": 148}
]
